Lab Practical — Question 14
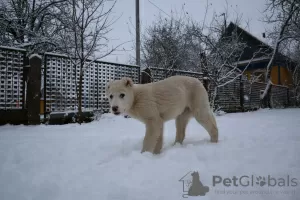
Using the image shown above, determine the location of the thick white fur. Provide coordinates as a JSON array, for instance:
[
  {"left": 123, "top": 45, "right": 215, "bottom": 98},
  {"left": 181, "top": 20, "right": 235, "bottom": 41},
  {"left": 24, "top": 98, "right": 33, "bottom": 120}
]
[{"left": 106, "top": 75, "right": 218, "bottom": 154}]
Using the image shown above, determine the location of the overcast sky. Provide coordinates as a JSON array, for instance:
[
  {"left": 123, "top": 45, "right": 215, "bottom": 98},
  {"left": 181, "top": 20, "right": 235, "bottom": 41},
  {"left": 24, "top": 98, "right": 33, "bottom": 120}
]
[{"left": 102, "top": 0, "right": 272, "bottom": 64}]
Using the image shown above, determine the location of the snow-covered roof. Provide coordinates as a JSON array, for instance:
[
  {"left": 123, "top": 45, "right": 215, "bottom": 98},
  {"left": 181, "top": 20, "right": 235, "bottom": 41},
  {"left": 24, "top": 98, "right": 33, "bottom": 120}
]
[
  {"left": 227, "top": 22, "right": 271, "bottom": 48},
  {"left": 29, "top": 54, "right": 42, "bottom": 60},
  {"left": 227, "top": 22, "right": 296, "bottom": 63},
  {"left": 148, "top": 67, "right": 204, "bottom": 75},
  {"left": 45, "top": 52, "right": 139, "bottom": 68},
  {"left": 233, "top": 56, "right": 271, "bottom": 66},
  {"left": 0, "top": 45, "right": 26, "bottom": 52}
]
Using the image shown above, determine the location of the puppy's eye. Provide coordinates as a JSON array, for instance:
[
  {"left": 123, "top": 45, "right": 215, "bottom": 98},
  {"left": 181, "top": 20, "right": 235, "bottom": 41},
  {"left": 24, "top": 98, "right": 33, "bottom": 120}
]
[
  {"left": 120, "top": 93, "right": 125, "bottom": 98},
  {"left": 109, "top": 95, "right": 113, "bottom": 99}
]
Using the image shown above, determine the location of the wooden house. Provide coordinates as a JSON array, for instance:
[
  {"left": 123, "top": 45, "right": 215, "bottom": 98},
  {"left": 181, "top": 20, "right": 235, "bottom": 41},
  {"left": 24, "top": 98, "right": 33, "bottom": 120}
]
[{"left": 224, "top": 22, "right": 297, "bottom": 87}]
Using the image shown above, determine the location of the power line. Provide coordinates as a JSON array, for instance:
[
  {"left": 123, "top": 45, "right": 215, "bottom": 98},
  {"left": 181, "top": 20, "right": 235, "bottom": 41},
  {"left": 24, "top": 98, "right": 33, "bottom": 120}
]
[
  {"left": 136, "top": 0, "right": 141, "bottom": 71},
  {"left": 147, "top": 0, "right": 190, "bottom": 29},
  {"left": 147, "top": 0, "right": 171, "bottom": 18}
]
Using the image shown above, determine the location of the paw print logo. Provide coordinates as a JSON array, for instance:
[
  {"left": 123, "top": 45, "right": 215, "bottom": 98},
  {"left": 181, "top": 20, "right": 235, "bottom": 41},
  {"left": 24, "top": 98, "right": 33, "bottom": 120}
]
[{"left": 256, "top": 176, "right": 266, "bottom": 186}]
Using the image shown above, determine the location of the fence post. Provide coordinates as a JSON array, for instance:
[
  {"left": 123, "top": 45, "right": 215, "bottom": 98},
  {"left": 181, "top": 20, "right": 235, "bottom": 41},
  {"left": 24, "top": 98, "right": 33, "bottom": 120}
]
[
  {"left": 240, "top": 76, "right": 244, "bottom": 112},
  {"left": 268, "top": 85, "right": 273, "bottom": 108},
  {"left": 43, "top": 54, "right": 47, "bottom": 121},
  {"left": 141, "top": 67, "right": 152, "bottom": 84},
  {"left": 27, "top": 54, "right": 42, "bottom": 125},
  {"left": 203, "top": 77, "right": 209, "bottom": 92},
  {"left": 287, "top": 87, "right": 290, "bottom": 107}
]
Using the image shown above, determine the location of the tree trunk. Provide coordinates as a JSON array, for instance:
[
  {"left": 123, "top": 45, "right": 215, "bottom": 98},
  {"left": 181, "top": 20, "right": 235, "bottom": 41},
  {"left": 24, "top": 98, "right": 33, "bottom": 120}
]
[
  {"left": 211, "top": 86, "right": 218, "bottom": 111},
  {"left": 262, "top": 2, "right": 297, "bottom": 106},
  {"left": 78, "top": 0, "right": 85, "bottom": 124},
  {"left": 78, "top": 63, "right": 84, "bottom": 124}
]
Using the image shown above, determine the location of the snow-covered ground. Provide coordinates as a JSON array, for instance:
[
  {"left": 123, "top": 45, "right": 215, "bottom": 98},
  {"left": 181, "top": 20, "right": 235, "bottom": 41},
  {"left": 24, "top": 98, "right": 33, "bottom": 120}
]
[{"left": 0, "top": 108, "right": 300, "bottom": 200}]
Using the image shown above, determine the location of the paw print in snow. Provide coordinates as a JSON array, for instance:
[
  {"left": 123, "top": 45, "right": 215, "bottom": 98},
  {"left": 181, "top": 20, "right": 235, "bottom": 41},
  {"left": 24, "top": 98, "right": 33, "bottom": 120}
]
[{"left": 256, "top": 176, "right": 266, "bottom": 186}]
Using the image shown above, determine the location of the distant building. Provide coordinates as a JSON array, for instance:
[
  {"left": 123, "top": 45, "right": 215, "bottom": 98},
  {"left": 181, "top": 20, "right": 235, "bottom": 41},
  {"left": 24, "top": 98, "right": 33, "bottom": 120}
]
[{"left": 224, "top": 22, "right": 298, "bottom": 87}]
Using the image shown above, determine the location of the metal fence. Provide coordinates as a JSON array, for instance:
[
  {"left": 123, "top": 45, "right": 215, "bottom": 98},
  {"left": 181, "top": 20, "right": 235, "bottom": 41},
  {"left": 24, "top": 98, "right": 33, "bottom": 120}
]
[
  {"left": 148, "top": 67, "right": 292, "bottom": 112},
  {"left": 271, "top": 84, "right": 289, "bottom": 108},
  {"left": 0, "top": 46, "right": 26, "bottom": 110},
  {"left": 216, "top": 80, "right": 241, "bottom": 112},
  {"left": 43, "top": 53, "right": 140, "bottom": 114},
  {"left": 0, "top": 46, "right": 29, "bottom": 125},
  {"left": 244, "top": 81, "right": 267, "bottom": 110},
  {"left": 0, "top": 45, "right": 296, "bottom": 122},
  {"left": 289, "top": 89, "right": 300, "bottom": 106},
  {"left": 150, "top": 67, "right": 204, "bottom": 82}
]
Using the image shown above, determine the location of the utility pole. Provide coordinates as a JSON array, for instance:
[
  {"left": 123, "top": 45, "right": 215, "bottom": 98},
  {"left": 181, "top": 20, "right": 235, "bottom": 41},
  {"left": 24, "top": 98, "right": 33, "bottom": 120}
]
[
  {"left": 136, "top": 0, "right": 141, "bottom": 68},
  {"left": 220, "top": 13, "right": 226, "bottom": 35}
]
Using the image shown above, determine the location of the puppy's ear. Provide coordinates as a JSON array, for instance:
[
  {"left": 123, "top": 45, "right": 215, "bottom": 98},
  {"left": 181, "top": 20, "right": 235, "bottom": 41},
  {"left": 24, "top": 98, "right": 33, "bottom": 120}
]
[
  {"left": 106, "top": 80, "right": 113, "bottom": 92},
  {"left": 122, "top": 77, "right": 133, "bottom": 87}
]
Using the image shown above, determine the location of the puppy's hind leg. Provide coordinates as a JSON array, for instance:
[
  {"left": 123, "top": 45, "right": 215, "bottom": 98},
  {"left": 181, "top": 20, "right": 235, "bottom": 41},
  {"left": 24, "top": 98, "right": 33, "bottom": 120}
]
[
  {"left": 174, "top": 108, "right": 192, "bottom": 145},
  {"left": 193, "top": 109, "right": 218, "bottom": 143}
]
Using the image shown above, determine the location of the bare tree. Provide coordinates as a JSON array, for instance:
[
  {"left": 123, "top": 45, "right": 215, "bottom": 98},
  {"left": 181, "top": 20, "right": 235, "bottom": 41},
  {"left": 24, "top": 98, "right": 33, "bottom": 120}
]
[
  {"left": 261, "top": 0, "right": 300, "bottom": 103},
  {"left": 141, "top": 11, "right": 199, "bottom": 77},
  {"left": 186, "top": 7, "right": 263, "bottom": 111},
  {"left": 287, "top": 45, "right": 300, "bottom": 106},
  {"left": 55, "top": 0, "right": 120, "bottom": 123},
  {"left": 0, "top": 0, "right": 66, "bottom": 53},
  {"left": 289, "top": 63, "right": 300, "bottom": 106},
  {"left": 140, "top": 2, "right": 261, "bottom": 111}
]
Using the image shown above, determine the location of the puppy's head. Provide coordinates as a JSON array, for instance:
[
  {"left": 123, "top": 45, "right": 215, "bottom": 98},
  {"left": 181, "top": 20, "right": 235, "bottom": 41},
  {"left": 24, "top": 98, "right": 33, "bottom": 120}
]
[{"left": 105, "top": 77, "right": 134, "bottom": 115}]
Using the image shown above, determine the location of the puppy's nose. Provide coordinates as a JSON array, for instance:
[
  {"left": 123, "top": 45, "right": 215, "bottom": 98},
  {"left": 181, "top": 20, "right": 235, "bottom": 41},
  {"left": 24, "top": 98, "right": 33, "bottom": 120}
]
[{"left": 112, "top": 106, "right": 118, "bottom": 112}]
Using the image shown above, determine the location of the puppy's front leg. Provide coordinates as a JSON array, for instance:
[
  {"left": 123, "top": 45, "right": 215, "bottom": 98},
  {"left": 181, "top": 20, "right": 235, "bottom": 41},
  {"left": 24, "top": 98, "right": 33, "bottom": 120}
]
[{"left": 141, "top": 119, "right": 163, "bottom": 154}]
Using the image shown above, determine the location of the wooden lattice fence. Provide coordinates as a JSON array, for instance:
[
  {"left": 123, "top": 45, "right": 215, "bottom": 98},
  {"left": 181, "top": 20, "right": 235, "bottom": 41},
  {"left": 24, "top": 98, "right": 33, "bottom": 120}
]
[
  {"left": 271, "top": 84, "right": 289, "bottom": 108},
  {"left": 149, "top": 67, "right": 204, "bottom": 82},
  {"left": 216, "top": 80, "right": 241, "bottom": 112},
  {"left": 0, "top": 46, "right": 26, "bottom": 110},
  {"left": 243, "top": 81, "right": 267, "bottom": 110},
  {"left": 43, "top": 53, "right": 140, "bottom": 114},
  {"left": 0, "top": 44, "right": 296, "bottom": 125}
]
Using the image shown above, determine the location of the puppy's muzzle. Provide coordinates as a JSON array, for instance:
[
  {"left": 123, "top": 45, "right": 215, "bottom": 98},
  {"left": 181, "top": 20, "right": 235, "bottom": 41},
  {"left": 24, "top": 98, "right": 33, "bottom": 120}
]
[{"left": 112, "top": 106, "right": 120, "bottom": 115}]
